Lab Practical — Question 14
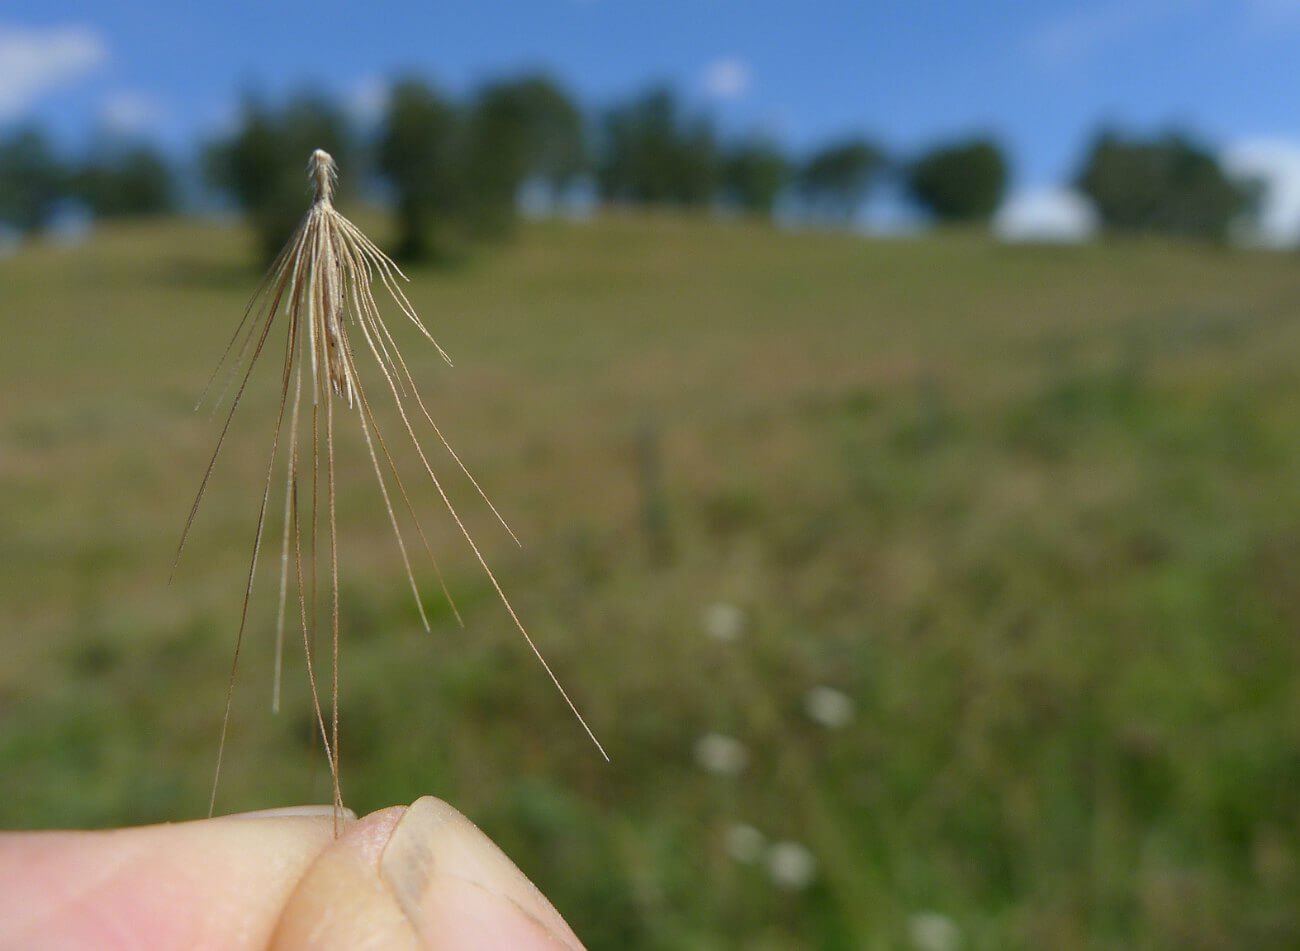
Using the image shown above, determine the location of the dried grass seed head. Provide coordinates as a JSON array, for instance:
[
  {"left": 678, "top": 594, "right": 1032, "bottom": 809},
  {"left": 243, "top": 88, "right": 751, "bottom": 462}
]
[{"left": 183, "top": 149, "right": 607, "bottom": 820}]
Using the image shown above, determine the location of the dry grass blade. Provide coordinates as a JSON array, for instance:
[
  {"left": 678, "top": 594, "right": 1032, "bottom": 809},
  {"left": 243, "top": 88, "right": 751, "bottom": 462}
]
[{"left": 178, "top": 149, "right": 608, "bottom": 823}]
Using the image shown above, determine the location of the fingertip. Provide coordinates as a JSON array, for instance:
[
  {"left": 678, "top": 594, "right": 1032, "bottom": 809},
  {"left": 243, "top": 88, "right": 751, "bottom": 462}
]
[
  {"left": 271, "top": 797, "right": 584, "bottom": 950},
  {"left": 417, "top": 876, "right": 579, "bottom": 950},
  {"left": 269, "top": 805, "right": 417, "bottom": 950},
  {"left": 380, "top": 797, "right": 584, "bottom": 950}
]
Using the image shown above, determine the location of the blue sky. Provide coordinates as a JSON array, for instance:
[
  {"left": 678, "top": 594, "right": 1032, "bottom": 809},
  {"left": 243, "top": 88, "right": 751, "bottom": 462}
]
[{"left": 4, "top": 1, "right": 1300, "bottom": 235}]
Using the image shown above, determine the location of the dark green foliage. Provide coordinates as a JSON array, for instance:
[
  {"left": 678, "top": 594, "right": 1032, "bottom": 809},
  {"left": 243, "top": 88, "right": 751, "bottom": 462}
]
[
  {"left": 597, "top": 87, "right": 719, "bottom": 207},
  {"left": 0, "top": 125, "right": 65, "bottom": 233},
  {"left": 797, "top": 138, "right": 885, "bottom": 222},
  {"left": 721, "top": 137, "right": 789, "bottom": 217},
  {"left": 475, "top": 74, "right": 587, "bottom": 191},
  {"left": 906, "top": 137, "right": 1008, "bottom": 223},
  {"left": 1076, "top": 130, "right": 1252, "bottom": 241},
  {"left": 204, "top": 93, "right": 352, "bottom": 264},
  {"left": 375, "top": 79, "right": 463, "bottom": 261},
  {"left": 459, "top": 76, "right": 582, "bottom": 238},
  {"left": 375, "top": 74, "right": 586, "bottom": 260},
  {"left": 73, "top": 144, "right": 174, "bottom": 219}
]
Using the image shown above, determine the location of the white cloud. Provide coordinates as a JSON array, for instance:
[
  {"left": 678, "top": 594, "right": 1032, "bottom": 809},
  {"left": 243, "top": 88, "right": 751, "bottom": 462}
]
[
  {"left": 1224, "top": 139, "right": 1300, "bottom": 247},
  {"left": 99, "top": 90, "right": 164, "bottom": 135},
  {"left": 0, "top": 23, "right": 108, "bottom": 119},
  {"left": 994, "top": 187, "right": 1099, "bottom": 244},
  {"left": 702, "top": 56, "right": 751, "bottom": 100},
  {"left": 347, "top": 76, "right": 390, "bottom": 127},
  {"left": 1026, "top": 0, "right": 1169, "bottom": 66}
]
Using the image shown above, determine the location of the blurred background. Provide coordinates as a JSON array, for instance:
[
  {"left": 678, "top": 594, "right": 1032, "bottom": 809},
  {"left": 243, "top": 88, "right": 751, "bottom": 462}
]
[{"left": 2, "top": 2, "right": 1300, "bottom": 947}]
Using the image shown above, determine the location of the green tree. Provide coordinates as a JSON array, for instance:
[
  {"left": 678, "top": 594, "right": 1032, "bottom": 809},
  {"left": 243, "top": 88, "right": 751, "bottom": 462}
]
[
  {"left": 797, "top": 139, "right": 885, "bottom": 223},
  {"left": 1076, "top": 130, "right": 1251, "bottom": 241},
  {"left": 74, "top": 144, "right": 174, "bottom": 219},
  {"left": 375, "top": 79, "right": 462, "bottom": 261},
  {"left": 464, "top": 74, "right": 587, "bottom": 228},
  {"left": 721, "top": 138, "right": 789, "bottom": 217},
  {"left": 459, "top": 78, "right": 558, "bottom": 237},
  {"left": 206, "top": 93, "right": 352, "bottom": 264},
  {"left": 597, "top": 87, "right": 718, "bottom": 207},
  {"left": 0, "top": 126, "right": 65, "bottom": 233},
  {"left": 906, "top": 137, "right": 1008, "bottom": 223},
  {"left": 478, "top": 75, "right": 586, "bottom": 190}
]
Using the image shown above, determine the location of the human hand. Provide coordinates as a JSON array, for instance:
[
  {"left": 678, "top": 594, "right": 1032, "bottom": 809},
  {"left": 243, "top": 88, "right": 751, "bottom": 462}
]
[{"left": 0, "top": 796, "right": 584, "bottom": 950}]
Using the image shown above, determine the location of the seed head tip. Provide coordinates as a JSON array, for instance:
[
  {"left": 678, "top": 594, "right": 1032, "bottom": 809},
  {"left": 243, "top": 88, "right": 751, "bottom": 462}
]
[{"left": 309, "top": 149, "right": 337, "bottom": 204}]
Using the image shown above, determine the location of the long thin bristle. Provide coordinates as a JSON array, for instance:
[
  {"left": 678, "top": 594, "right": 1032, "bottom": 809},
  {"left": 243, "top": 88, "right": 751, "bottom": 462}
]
[{"left": 193, "top": 149, "right": 608, "bottom": 818}]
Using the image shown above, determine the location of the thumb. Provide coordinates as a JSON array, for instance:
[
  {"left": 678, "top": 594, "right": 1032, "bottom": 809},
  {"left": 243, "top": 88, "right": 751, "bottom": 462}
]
[{"left": 272, "top": 797, "right": 584, "bottom": 950}]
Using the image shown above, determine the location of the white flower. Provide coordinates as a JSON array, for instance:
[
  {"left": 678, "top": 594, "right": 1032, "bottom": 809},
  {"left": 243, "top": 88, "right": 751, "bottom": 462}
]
[
  {"left": 725, "top": 823, "right": 765, "bottom": 864},
  {"left": 908, "top": 911, "right": 962, "bottom": 951},
  {"left": 804, "top": 685, "right": 855, "bottom": 729},
  {"left": 766, "top": 840, "right": 816, "bottom": 890},
  {"left": 703, "top": 601, "right": 745, "bottom": 642},
  {"left": 693, "top": 732, "right": 748, "bottom": 776}
]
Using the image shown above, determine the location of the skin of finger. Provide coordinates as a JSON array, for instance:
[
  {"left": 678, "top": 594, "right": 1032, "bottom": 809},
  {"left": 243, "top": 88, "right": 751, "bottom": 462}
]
[
  {"left": 271, "top": 800, "right": 580, "bottom": 951},
  {"left": 416, "top": 877, "right": 580, "bottom": 951},
  {"left": 269, "top": 806, "right": 422, "bottom": 951},
  {"left": 0, "top": 814, "right": 342, "bottom": 951},
  {"left": 382, "top": 797, "right": 584, "bottom": 951}
]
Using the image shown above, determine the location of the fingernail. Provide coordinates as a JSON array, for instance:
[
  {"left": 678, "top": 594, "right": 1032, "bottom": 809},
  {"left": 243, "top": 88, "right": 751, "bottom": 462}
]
[
  {"left": 380, "top": 796, "right": 583, "bottom": 950},
  {"left": 224, "top": 804, "right": 358, "bottom": 820}
]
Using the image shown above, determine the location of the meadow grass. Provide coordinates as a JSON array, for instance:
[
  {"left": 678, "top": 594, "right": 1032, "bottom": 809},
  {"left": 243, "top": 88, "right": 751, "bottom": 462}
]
[{"left": 1, "top": 214, "right": 1298, "bottom": 947}]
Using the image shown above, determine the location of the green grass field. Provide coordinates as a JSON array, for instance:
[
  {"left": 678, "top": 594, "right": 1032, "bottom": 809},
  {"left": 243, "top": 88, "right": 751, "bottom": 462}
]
[{"left": 2, "top": 214, "right": 1298, "bottom": 948}]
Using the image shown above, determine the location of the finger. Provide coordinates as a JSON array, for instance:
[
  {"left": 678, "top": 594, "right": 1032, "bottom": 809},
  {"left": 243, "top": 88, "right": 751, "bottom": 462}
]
[
  {"left": 272, "top": 796, "right": 585, "bottom": 950},
  {"left": 0, "top": 806, "right": 351, "bottom": 950}
]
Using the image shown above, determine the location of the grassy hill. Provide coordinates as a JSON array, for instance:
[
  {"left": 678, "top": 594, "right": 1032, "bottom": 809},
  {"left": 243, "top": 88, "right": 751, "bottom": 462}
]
[{"left": 2, "top": 215, "right": 1298, "bottom": 947}]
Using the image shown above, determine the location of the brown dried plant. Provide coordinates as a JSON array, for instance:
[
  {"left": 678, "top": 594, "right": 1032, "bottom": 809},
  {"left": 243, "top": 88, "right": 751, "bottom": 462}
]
[{"left": 175, "top": 150, "right": 606, "bottom": 819}]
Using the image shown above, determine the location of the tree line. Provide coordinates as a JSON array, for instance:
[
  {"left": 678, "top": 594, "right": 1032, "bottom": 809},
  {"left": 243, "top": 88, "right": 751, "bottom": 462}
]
[
  {"left": 0, "top": 128, "right": 171, "bottom": 234},
  {"left": 0, "top": 73, "right": 1258, "bottom": 259}
]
